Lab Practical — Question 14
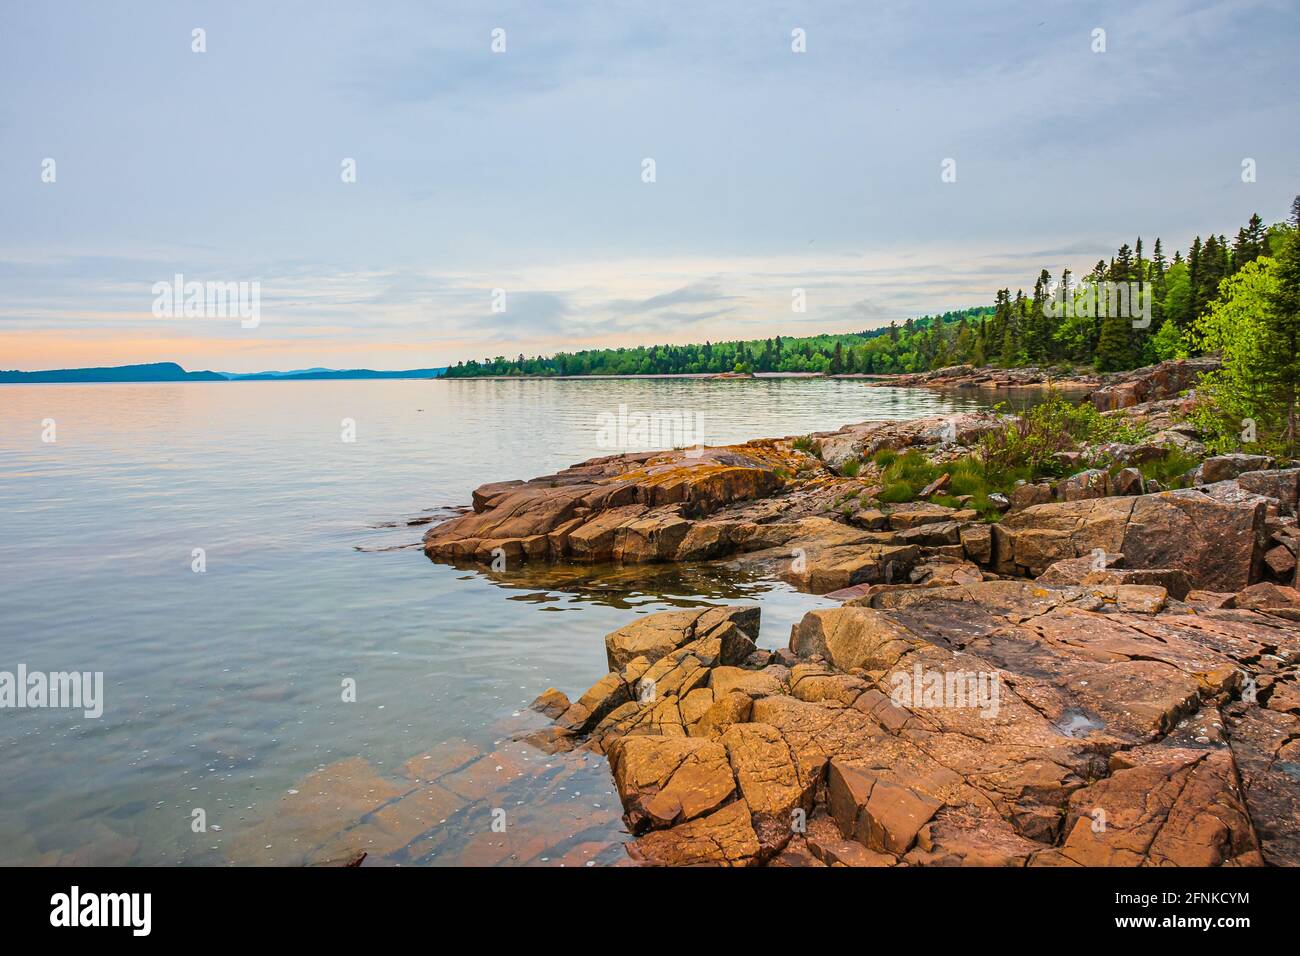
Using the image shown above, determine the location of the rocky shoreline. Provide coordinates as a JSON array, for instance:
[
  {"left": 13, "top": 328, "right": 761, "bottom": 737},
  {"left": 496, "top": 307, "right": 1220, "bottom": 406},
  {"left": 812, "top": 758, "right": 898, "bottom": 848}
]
[
  {"left": 869, "top": 357, "right": 1220, "bottom": 412},
  {"left": 421, "top": 360, "right": 1300, "bottom": 867}
]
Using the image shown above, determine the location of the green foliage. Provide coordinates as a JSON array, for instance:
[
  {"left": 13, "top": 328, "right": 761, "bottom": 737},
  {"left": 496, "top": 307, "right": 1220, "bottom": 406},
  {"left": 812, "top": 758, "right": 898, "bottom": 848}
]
[
  {"left": 977, "top": 392, "right": 1153, "bottom": 489},
  {"left": 793, "top": 435, "right": 816, "bottom": 453},
  {"left": 1182, "top": 402, "right": 1250, "bottom": 456},
  {"left": 1134, "top": 449, "right": 1202, "bottom": 488},
  {"left": 1162, "top": 262, "right": 1192, "bottom": 329},
  {"left": 1189, "top": 255, "right": 1298, "bottom": 455},
  {"left": 980, "top": 394, "right": 1095, "bottom": 481},
  {"left": 1150, "top": 318, "right": 1187, "bottom": 361},
  {"left": 443, "top": 309, "right": 993, "bottom": 378},
  {"left": 1096, "top": 312, "right": 1132, "bottom": 372},
  {"left": 841, "top": 458, "right": 861, "bottom": 477},
  {"left": 877, "top": 481, "right": 917, "bottom": 503},
  {"left": 870, "top": 450, "right": 1004, "bottom": 519},
  {"left": 870, "top": 448, "right": 899, "bottom": 469}
]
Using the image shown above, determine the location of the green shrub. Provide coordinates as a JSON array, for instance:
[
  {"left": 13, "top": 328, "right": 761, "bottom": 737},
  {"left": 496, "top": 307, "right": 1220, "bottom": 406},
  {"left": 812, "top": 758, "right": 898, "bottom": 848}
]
[
  {"left": 1182, "top": 401, "right": 1255, "bottom": 457},
  {"left": 979, "top": 391, "right": 1148, "bottom": 484},
  {"left": 871, "top": 448, "right": 899, "bottom": 469},
  {"left": 947, "top": 457, "right": 991, "bottom": 497},
  {"left": 877, "top": 481, "right": 916, "bottom": 503},
  {"left": 793, "top": 435, "right": 816, "bottom": 453},
  {"left": 841, "top": 458, "right": 861, "bottom": 477},
  {"left": 1136, "top": 448, "right": 1202, "bottom": 488}
]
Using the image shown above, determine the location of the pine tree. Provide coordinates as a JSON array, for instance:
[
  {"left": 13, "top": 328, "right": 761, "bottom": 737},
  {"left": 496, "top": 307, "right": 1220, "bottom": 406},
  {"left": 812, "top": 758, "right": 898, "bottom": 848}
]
[
  {"left": 1265, "top": 229, "right": 1300, "bottom": 451},
  {"left": 1188, "top": 237, "right": 1204, "bottom": 318},
  {"left": 1235, "top": 213, "right": 1267, "bottom": 269},
  {"left": 1096, "top": 310, "right": 1131, "bottom": 372},
  {"left": 1028, "top": 269, "right": 1052, "bottom": 363}
]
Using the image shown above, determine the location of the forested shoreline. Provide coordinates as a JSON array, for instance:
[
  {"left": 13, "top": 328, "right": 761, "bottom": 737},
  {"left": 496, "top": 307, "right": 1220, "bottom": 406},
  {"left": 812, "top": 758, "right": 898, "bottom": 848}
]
[{"left": 444, "top": 200, "right": 1297, "bottom": 381}]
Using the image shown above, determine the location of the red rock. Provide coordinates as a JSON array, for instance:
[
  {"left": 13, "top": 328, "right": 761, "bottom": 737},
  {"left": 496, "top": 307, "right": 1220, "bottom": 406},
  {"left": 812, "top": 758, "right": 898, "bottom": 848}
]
[
  {"left": 1265, "top": 542, "right": 1298, "bottom": 578},
  {"left": 917, "top": 473, "right": 950, "bottom": 498},
  {"left": 827, "top": 760, "right": 943, "bottom": 856},
  {"left": 1039, "top": 749, "right": 1259, "bottom": 866},
  {"left": 1185, "top": 589, "right": 1235, "bottom": 608},
  {"left": 528, "top": 688, "right": 570, "bottom": 719},
  {"left": 1228, "top": 582, "right": 1300, "bottom": 610},
  {"left": 607, "top": 736, "right": 735, "bottom": 833},
  {"left": 627, "top": 800, "right": 760, "bottom": 866}
]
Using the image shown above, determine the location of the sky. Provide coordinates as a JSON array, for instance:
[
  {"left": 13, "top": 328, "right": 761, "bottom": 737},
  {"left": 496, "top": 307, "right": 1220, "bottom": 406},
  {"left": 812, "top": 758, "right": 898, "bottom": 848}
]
[{"left": 1, "top": 0, "right": 1297, "bottom": 373}]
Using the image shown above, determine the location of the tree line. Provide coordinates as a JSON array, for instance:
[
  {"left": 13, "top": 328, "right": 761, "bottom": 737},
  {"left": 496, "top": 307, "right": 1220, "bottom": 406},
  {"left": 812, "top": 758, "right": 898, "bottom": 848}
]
[
  {"left": 441, "top": 308, "right": 994, "bottom": 377},
  {"left": 442, "top": 200, "right": 1297, "bottom": 382}
]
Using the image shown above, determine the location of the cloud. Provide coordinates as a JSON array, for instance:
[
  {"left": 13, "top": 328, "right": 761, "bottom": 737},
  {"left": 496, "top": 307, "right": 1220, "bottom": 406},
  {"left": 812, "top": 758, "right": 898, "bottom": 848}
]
[
  {"left": 606, "top": 280, "right": 738, "bottom": 316},
  {"left": 0, "top": 0, "right": 1296, "bottom": 371}
]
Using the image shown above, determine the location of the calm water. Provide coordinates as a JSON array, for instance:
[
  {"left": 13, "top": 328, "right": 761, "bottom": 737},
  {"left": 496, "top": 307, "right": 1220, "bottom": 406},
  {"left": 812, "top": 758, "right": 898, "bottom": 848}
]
[{"left": 0, "top": 377, "right": 996, "bottom": 866}]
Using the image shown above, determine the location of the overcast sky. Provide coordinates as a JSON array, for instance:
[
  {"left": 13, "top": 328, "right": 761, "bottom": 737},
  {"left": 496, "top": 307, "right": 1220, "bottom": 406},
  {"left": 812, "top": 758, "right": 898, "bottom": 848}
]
[{"left": 1, "top": 0, "right": 1296, "bottom": 372}]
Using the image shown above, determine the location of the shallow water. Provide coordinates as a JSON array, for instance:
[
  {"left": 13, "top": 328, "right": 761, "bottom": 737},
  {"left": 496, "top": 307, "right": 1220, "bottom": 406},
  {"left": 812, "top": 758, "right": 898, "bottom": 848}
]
[{"left": 0, "top": 377, "right": 1002, "bottom": 865}]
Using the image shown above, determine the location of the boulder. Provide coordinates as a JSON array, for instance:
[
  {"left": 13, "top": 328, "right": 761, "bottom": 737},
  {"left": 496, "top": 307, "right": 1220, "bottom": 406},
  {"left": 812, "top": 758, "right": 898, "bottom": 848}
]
[
  {"left": 896, "top": 520, "right": 961, "bottom": 547},
  {"left": 1082, "top": 568, "right": 1192, "bottom": 601},
  {"left": 780, "top": 542, "right": 919, "bottom": 594},
  {"left": 628, "top": 800, "right": 761, "bottom": 867},
  {"left": 693, "top": 690, "right": 754, "bottom": 737},
  {"left": 1238, "top": 468, "right": 1300, "bottom": 515},
  {"left": 959, "top": 524, "right": 993, "bottom": 564},
  {"left": 997, "top": 490, "right": 1265, "bottom": 590},
  {"left": 1110, "top": 467, "right": 1145, "bottom": 496},
  {"left": 604, "top": 605, "right": 759, "bottom": 672},
  {"left": 528, "top": 688, "right": 569, "bottom": 719},
  {"left": 711, "top": 666, "right": 787, "bottom": 699},
  {"left": 1010, "top": 482, "right": 1054, "bottom": 510},
  {"left": 1196, "top": 454, "right": 1273, "bottom": 485},
  {"left": 1265, "top": 545, "right": 1297, "bottom": 578},
  {"left": 887, "top": 502, "right": 958, "bottom": 530},
  {"left": 828, "top": 760, "right": 944, "bottom": 856},
  {"left": 1035, "top": 551, "right": 1124, "bottom": 587},
  {"left": 1056, "top": 469, "right": 1109, "bottom": 502},
  {"left": 607, "top": 735, "right": 735, "bottom": 833},
  {"left": 1089, "top": 357, "right": 1220, "bottom": 412},
  {"left": 789, "top": 606, "right": 923, "bottom": 672},
  {"left": 555, "top": 672, "right": 631, "bottom": 733},
  {"left": 1227, "top": 582, "right": 1300, "bottom": 611}
]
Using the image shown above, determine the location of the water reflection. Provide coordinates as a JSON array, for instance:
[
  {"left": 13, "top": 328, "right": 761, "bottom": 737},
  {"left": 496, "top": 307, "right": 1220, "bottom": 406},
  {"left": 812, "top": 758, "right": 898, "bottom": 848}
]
[{"left": 441, "top": 558, "right": 783, "bottom": 611}]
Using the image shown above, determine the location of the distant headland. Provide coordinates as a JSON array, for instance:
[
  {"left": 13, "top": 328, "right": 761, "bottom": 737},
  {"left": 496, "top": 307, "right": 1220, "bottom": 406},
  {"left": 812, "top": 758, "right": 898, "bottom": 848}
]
[{"left": 0, "top": 362, "right": 448, "bottom": 384}]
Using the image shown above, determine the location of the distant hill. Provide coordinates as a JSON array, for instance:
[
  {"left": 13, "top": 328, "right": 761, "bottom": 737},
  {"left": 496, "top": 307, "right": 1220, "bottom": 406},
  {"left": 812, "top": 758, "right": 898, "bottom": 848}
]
[
  {"left": 0, "top": 362, "right": 448, "bottom": 383},
  {"left": 0, "top": 362, "right": 226, "bottom": 383}
]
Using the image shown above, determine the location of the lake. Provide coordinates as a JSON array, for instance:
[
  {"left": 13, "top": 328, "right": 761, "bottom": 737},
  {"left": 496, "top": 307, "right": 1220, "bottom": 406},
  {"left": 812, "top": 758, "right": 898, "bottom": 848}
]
[{"left": 0, "top": 377, "right": 1003, "bottom": 865}]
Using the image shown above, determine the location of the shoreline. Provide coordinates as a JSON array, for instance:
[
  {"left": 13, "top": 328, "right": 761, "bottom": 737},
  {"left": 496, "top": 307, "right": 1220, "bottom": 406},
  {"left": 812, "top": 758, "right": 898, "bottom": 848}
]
[{"left": 412, "top": 356, "right": 1300, "bottom": 867}]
